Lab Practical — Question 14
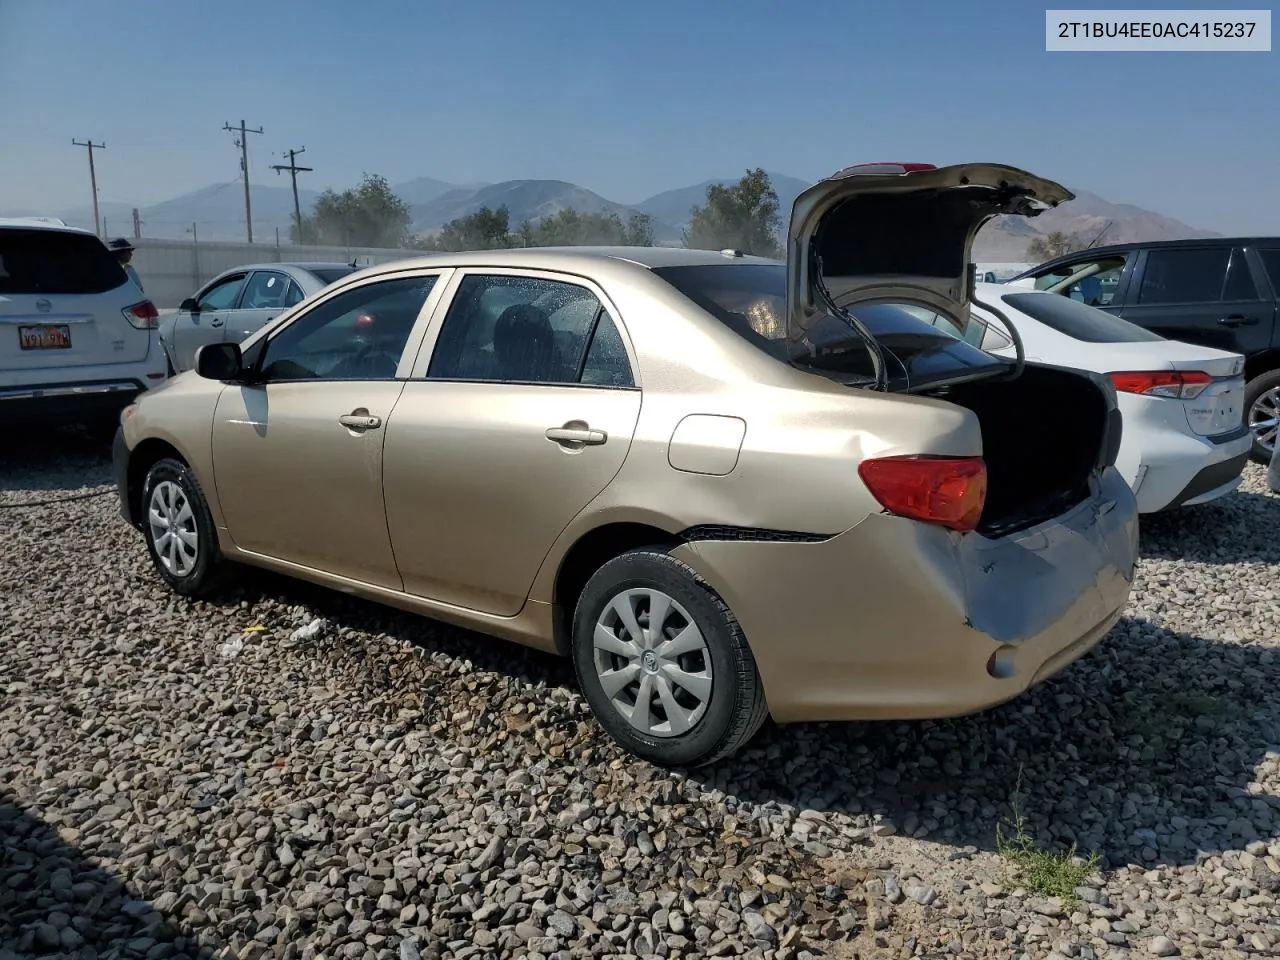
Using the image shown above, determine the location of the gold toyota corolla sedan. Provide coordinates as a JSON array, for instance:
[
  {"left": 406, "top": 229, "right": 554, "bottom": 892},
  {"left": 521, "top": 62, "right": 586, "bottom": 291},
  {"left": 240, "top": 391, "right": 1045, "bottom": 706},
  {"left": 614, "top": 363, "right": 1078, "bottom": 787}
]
[{"left": 114, "top": 163, "right": 1139, "bottom": 767}]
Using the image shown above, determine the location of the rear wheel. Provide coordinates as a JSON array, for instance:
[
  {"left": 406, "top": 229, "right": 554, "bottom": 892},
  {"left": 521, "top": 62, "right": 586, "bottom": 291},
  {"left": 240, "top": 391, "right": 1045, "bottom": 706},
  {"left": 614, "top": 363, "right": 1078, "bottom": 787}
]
[
  {"left": 1245, "top": 370, "right": 1280, "bottom": 464},
  {"left": 571, "top": 548, "right": 768, "bottom": 767},
  {"left": 140, "top": 457, "right": 225, "bottom": 597}
]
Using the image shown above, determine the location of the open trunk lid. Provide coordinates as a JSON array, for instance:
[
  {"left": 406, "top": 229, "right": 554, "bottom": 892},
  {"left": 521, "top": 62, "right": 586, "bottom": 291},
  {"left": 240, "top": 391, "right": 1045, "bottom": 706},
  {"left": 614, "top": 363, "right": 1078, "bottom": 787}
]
[{"left": 785, "top": 162, "right": 1073, "bottom": 388}]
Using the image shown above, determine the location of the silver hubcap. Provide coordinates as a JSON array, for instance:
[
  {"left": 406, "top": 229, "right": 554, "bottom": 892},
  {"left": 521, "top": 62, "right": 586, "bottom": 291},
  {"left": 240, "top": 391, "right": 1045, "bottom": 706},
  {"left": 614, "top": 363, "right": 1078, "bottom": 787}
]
[
  {"left": 1250, "top": 387, "right": 1279, "bottom": 455},
  {"left": 593, "top": 588, "right": 712, "bottom": 738},
  {"left": 147, "top": 480, "right": 198, "bottom": 577}
]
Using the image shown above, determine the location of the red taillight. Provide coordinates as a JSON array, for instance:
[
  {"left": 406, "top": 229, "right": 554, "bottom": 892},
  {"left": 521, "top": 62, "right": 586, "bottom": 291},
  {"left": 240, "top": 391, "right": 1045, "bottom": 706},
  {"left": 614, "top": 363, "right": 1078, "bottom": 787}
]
[
  {"left": 858, "top": 455, "right": 988, "bottom": 532},
  {"left": 1109, "top": 370, "right": 1211, "bottom": 400},
  {"left": 123, "top": 300, "right": 159, "bottom": 330}
]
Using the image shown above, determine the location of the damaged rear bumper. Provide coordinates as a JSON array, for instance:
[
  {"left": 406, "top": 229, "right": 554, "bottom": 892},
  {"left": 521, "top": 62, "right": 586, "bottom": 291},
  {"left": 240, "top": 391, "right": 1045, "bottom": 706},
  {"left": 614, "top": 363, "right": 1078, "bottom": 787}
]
[{"left": 671, "top": 466, "right": 1138, "bottom": 724}]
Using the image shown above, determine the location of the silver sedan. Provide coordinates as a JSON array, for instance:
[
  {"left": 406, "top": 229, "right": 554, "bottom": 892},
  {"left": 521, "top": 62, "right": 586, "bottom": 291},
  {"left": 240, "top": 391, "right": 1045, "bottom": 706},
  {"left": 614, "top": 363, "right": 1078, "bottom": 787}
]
[{"left": 160, "top": 262, "right": 359, "bottom": 373}]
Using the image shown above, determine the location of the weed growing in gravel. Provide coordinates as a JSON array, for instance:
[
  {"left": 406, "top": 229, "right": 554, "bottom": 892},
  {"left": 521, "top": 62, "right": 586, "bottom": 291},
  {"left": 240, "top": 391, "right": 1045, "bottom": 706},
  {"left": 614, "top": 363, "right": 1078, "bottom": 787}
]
[{"left": 995, "top": 769, "right": 1099, "bottom": 902}]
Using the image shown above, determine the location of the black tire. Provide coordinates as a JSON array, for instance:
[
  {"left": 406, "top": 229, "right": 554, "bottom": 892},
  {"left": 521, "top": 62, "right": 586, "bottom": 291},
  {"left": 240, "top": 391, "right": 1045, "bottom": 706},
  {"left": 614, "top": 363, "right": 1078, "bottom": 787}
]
[
  {"left": 571, "top": 547, "right": 769, "bottom": 768},
  {"left": 1245, "top": 369, "right": 1280, "bottom": 464},
  {"left": 139, "top": 457, "right": 225, "bottom": 597}
]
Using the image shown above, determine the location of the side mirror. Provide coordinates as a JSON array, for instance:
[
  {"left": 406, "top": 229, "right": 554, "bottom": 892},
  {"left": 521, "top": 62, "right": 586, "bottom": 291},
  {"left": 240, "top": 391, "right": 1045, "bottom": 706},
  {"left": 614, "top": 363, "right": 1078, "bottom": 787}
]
[
  {"left": 179, "top": 297, "right": 200, "bottom": 313},
  {"left": 195, "top": 342, "right": 244, "bottom": 381}
]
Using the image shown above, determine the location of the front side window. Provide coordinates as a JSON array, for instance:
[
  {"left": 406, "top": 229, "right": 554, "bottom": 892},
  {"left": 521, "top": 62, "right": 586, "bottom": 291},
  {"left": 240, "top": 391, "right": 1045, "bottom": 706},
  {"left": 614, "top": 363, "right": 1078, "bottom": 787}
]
[
  {"left": 257, "top": 275, "right": 437, "bottom": 381},
  {"left": 198, "top": 275, "right": 246, "bottom": 311},
  {"left": 1138, "top": 248, "right": 1231, "bottom": 304},
  {"left": 1032, "top": 256, "right": 1128, "bottom": 306},
  {"left": 428, "top": 274, "right": 630, "bottom": 385}
]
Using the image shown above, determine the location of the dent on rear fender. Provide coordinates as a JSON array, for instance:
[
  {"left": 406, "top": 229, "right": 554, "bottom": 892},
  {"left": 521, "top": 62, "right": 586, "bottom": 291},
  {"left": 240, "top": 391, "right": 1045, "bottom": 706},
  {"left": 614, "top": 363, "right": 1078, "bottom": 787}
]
[{"left": 929, "top": 469, "right": 1138, "bottom": 644}]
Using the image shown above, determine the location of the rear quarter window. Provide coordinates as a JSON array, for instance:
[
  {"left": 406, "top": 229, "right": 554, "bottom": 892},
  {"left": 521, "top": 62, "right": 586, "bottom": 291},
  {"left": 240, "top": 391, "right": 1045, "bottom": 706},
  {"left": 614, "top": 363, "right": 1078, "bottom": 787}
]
[
  {"left": 0, "top": 228, "right": 127, "bottom": 295},
  {"left": 1001, "top": 291, "right": 1165, "bottom": 343}
]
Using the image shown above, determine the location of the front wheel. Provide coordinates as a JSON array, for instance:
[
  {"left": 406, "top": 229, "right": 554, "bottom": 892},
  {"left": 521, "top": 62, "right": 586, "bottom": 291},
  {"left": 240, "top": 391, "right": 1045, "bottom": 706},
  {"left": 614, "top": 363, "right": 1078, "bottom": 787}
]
[
  {"left": 571, "top": 548, "right": 768, "bottom": 767},
  {"left": 1245, "top": 369, "right": 1280, "bottom": 464},
  {"left": 140, "top": 457, "right": 225, "bottom": 597}
]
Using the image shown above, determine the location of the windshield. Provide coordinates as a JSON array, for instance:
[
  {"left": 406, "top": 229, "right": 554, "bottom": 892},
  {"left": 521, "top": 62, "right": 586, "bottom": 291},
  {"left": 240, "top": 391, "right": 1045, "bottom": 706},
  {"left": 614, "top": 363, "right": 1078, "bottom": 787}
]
[
  {"left": 308, "top": 266, "right": 360, "bottom": 285},
  {"left": 651, "top": 262, "right": 1008, "bottom": 388},
  {"left": 1000, "top": 291, "right": 1165, "bottom": 343}
]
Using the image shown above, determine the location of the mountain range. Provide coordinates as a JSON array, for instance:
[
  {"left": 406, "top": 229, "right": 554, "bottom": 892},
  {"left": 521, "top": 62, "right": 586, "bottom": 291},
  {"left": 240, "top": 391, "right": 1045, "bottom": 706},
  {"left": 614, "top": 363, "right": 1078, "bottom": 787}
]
[{"left": 3, "top": 171, "right": 1219, "bottom": 257}]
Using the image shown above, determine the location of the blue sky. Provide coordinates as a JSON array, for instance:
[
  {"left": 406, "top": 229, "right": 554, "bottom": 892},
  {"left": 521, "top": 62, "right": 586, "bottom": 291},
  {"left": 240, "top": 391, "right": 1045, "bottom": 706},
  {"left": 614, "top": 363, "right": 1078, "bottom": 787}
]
[{"left": 1, "top": 0, "right": 1276, "bottom": 231}]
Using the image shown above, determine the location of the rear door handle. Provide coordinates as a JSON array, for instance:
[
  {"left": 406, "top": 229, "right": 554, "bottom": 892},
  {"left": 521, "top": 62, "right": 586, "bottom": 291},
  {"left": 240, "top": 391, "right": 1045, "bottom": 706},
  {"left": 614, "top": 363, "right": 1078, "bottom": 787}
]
[
  {"left": 546, "top": 424, "right": 607, "bottom": 446},
  {"left": 1217, "top": 315, "right": 1258, "bottom": 327},
  {"left": 338, "top": 411, "right": 382, "bottom": 431}
]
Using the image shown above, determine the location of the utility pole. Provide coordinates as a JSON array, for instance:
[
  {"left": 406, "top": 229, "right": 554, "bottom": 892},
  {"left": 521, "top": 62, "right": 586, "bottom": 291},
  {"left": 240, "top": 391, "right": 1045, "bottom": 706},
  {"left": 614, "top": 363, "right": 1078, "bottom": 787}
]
[
  {"left": 270, "top": 146, "right": 312, "bottom": 240},
  {"left": 222, "top": 120, "right": 264, "bottom": 243},
  {"left": 71, "top": 139, "right": 105, "bottom": 237}
]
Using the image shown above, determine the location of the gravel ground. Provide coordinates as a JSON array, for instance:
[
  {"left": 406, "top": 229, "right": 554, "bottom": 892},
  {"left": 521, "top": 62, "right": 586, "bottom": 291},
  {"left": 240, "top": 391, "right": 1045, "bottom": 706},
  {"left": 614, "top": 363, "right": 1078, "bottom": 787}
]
[{"left": 2, "top": 430, "right": 1278, "bottom": 960}]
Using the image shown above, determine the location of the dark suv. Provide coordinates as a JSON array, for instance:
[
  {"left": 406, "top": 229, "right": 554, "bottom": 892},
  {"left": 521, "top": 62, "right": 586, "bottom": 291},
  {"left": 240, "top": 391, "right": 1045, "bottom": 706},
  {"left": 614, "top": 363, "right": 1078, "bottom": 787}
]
[{"left": 1010, "top": 238, "right": 1280, "bottom": 462}]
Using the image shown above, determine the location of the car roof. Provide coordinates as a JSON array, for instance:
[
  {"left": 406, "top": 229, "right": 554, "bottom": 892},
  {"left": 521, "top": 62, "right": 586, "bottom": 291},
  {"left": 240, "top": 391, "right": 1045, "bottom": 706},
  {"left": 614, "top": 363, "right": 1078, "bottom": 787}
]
[
  {"left": 0, "top": 217, "right": 97, "bottom": 236},
  {"left": 352, "top": 245, "right": 781, "bottom": 276},
  {"left": 219, "top": 261, "right": 357, "bottom": 273}
]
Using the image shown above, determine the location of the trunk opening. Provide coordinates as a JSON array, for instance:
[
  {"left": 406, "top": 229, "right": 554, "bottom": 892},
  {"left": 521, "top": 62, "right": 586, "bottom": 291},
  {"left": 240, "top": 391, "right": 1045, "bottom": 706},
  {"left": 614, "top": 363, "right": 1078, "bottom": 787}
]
[{"left": 927, "top": 365, "right": 1112, "bottom": 538}]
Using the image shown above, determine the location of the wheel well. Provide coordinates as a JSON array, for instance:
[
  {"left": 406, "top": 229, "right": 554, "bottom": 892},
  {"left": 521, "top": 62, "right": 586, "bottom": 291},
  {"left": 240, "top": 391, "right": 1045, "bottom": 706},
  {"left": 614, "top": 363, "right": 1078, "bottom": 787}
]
[
  {"left": 126, "top": 438, "right": 186, "bottom": 527},
  {"left": 551, "top": 522, "right": 679, "bottom": 655},
  {"left": 1244, "top": 351, "right": 1280, "bottom": 385}
]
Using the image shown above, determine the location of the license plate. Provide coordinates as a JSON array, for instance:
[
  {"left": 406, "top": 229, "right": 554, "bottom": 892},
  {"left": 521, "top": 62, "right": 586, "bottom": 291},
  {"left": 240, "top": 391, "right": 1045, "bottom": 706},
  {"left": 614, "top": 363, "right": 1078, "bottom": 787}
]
[{"left": 18, "top": 324, "right": 71, "bottom": 350}]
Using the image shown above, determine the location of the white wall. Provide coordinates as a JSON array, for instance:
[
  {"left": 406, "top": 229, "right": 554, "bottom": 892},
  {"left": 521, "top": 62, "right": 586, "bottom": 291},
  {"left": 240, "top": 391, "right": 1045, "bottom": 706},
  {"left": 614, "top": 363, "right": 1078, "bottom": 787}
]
[{"left": 130, "top": 237, "right": 420, "bottom": 307}]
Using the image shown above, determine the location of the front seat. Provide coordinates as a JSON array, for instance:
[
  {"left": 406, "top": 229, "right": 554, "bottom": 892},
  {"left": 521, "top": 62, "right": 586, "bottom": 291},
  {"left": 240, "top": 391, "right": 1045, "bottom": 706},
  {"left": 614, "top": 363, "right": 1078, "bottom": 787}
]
[{"left": 492, "top": 304, "right": 556, "bottom": 382}]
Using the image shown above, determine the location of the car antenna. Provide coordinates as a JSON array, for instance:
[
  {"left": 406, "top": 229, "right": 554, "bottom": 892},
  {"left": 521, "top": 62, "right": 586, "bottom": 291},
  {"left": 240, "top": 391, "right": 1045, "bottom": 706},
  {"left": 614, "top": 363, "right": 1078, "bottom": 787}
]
[
  {"left": 349, "top": 257, "right": 358, "bottom": 268},
  {"left": 1083, "top": 220, "right": 1113, "bottom": 249}
]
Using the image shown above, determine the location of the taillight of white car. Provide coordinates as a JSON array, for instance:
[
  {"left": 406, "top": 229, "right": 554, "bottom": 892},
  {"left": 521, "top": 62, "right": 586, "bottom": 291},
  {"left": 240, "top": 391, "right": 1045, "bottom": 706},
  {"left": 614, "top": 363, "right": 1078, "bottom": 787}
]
[
  {"left": 1109, "top": 370, "right": 1211, "bottom": 400},
  {"left": 123, "top": 300, "right": 160, "bottom": 329}
]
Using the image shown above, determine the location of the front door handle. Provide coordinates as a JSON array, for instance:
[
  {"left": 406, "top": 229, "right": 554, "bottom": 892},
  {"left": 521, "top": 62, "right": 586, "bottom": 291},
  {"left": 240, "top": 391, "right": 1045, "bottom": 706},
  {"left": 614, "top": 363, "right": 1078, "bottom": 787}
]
[
  {"left": 338, "top": 409, "right": 382, "bottom": 431},
  {"left": 1218, "top": 315, "right": 1258, "bottom": 327},
  {"left": 546, "top": 423, "right": 607, "bottom": 447},
  {"left": 210, "top": 317, "right": 224, "bottom": 328}
]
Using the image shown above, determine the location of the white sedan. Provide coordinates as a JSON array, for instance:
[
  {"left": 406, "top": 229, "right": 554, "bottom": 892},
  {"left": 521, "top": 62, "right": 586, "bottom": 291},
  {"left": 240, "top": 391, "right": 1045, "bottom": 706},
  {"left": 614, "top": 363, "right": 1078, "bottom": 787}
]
[{"left": 965, "top": 282, "right": 1251, "bottom": 514}]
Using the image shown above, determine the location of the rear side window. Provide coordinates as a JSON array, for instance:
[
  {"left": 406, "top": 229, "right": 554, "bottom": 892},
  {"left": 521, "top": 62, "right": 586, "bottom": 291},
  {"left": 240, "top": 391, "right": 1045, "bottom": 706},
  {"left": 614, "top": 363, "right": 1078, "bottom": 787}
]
[
  {"left": 1001, "top": 292, "right": 1165, "bottom": 343},
  {"left": 1258, "top": 249, "right": 1280, "bottom": 294},
  {"left": 0, "top": 228, "right": 126, "bottom": 295},
  {"left": 1136, "top": 247, "right": 1255, "bottom": 304},
  {"left": 429, "top": 274, "right": 633, "bottom": 386}
]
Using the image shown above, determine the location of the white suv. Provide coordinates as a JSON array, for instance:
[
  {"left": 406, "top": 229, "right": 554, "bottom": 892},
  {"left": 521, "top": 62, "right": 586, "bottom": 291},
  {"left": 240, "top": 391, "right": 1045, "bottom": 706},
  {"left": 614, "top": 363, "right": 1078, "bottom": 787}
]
[{"left": 0, "top": 219, "right": 167, "bottom": 430}]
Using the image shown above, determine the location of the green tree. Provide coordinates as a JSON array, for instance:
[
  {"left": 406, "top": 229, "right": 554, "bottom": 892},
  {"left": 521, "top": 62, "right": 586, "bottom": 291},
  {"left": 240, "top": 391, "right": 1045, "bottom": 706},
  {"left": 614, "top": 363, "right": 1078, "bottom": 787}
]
[
  {"left": 1027, "top": 230, "right": 1089, "bottom": 262},
  {"left": 414, "top": 206, "right": 656, "bottom": 251},
  {"left": 683, "top": 169, "right": 782, "bottom": 258},
  {"left": 522, "top": 209, "right": 655, "bottom": 247},
  {"left": 299, "top": 173, "right": 411, "bottom": 248},
  {"left": 624, "top": 212, "right": 655, "bottom": 246},
  {"left": 417, "top": 205, "right": 513, "bottom": 251}
]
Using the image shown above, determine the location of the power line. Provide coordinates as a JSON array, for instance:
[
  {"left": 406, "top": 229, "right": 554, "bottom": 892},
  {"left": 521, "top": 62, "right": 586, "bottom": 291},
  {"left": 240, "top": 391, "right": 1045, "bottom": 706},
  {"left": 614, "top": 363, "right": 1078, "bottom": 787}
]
[
  {"left": 71, "top": 139, "right": 105, "bottom": 237},
  {"left": 270, "top": 146, "right": 313, "bottom": 239},
  {"left": 222, "top": 120, "right": 264, "bottom": 243}
]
